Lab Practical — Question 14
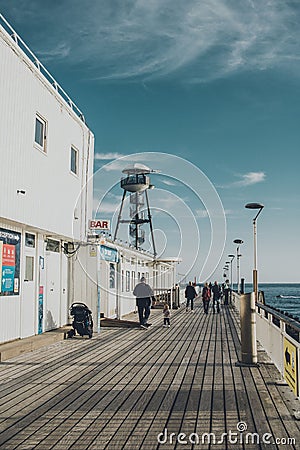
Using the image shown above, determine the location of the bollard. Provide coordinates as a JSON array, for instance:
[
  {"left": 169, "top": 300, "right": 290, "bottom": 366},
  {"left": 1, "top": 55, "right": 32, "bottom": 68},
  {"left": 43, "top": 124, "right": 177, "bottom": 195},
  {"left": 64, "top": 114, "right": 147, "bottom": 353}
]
[
  {"left": 239, "top": 292, "right": 258, "bottom": 365},
  {"left": 240, "top": 278, "right": 245, "bottom": 294}
]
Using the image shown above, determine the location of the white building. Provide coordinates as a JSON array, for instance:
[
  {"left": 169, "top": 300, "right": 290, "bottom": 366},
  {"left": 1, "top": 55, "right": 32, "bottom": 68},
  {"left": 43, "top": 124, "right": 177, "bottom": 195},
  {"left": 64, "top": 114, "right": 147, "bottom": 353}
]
[
  {"left": 0, "top": 15, "right": 95, "bottom": 343},
  {"left": 0, "top": 15, "right": 180, "bottom": 344},
  {"left": 96, "top": 239, "right": 177, "bottom": 320}
]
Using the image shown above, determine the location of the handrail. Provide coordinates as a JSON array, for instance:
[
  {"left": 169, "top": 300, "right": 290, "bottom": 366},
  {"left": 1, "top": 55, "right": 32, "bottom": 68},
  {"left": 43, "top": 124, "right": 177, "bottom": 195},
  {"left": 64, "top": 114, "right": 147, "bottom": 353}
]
[
  {"left": 0, "top": 14, "right": 85, "bottom": 123},
  {"left": 256, "top": 301, "right": 300, "bottom": 333}
]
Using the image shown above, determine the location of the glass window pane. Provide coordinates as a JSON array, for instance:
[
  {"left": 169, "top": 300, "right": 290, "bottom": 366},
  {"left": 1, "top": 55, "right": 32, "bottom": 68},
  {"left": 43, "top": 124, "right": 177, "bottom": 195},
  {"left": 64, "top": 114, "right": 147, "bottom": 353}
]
[
  {"left": 35, "top": 117, "right": 44, "bottom": 146},
  {"left": 25, "top": 233, "right": 35, "bottom": 248},
  {"left": 126, "top": 271, "right": 130, "bottom": 291},
  {"left": 109, "top": 263, "right": 115, "bottom": 289},
  {"left": 25, "top": 256, "right": 34, "bottom": 281},
  {"left": 46, "top": 239, "right": 60, "bottom": 253},
  {"left": 71, "top": 147, "right": 77, "bottom": 174}
]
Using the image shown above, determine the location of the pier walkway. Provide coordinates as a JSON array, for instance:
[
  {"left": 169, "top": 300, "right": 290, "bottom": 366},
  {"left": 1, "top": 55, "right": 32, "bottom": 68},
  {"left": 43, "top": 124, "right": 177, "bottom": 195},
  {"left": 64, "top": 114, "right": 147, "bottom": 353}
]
[{"left": 0, "top": 302, "right": 299, "bottom": 449}]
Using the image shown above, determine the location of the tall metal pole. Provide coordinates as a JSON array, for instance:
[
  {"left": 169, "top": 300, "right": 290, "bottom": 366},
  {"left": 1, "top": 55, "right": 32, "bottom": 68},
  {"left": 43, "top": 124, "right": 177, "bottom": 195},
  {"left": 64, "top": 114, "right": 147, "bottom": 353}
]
[
  {"left": 145, "top": 189, "right": 157, "bottom": 259},
  {"left": 228, "top": 255, "right": 235, "bottom": 304},
  {"left": 113, "top": 190, "right": 127, "bottom": 241},
  {"left": 245, "top": 203, "right": 264, "bottom": 303},
  {"left": 237, "top": 246, "right": 240, "bottom": 293},
  {"left": 234, "top": 239, "right": 243, "bottom": 294},
  {"left": 253, "top": 218, "right": 258, "bottom": 303}
]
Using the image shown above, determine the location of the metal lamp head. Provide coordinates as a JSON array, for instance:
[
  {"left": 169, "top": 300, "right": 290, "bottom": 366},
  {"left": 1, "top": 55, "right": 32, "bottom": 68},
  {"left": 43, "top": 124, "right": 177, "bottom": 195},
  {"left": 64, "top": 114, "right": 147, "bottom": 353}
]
[
  {"left": 245, "top": 202, "right": 264, "bottom": 221},
  {"left": 245, "top": 202, "right": 264, "bottom": 210}
]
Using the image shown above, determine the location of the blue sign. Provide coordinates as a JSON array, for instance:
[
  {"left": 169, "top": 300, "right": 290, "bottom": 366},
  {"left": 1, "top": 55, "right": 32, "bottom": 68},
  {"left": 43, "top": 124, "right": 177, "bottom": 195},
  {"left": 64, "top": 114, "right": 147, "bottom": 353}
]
[
  {"left": 99, "top": 245, "right": 118, "bottom": 262},
  {"left": 2, "top": 266, "right": 15, "bottom": 292}
]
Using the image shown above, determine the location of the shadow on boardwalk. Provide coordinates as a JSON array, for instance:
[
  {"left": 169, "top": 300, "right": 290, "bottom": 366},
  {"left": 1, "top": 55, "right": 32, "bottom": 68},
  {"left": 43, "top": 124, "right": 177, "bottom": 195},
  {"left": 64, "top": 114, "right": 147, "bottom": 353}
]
[{"left": 0, "top": 302, "right": 299, "bottom": 449}]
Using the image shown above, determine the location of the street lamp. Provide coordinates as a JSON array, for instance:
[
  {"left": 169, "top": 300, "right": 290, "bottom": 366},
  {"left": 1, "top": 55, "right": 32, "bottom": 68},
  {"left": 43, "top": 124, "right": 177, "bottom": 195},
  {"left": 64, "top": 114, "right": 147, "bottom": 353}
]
[
  {"left": 245, "top": 202, "right": 264, "bottom": 302},
  {"left": 223, "top": 265, "right": 228, "bottom": 278},
  {"left": 233, "top": 239, "right": 244, "bottom": 294},
  {"left": 228, "top": 254, "right": 235, "bottom": 302}
]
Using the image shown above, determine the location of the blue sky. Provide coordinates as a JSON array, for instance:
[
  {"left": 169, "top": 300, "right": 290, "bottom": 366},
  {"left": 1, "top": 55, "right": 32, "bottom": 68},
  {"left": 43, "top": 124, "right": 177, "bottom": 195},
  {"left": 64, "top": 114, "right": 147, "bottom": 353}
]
[{"left": 1, "top": 0, "right": 300, "bottom": 283}]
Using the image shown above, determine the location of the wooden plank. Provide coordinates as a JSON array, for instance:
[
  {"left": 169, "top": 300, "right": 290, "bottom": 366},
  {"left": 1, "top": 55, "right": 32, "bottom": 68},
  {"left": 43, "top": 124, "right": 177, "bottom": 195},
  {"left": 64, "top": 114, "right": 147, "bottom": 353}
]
[{"left": 0, "top": 304, "right": 299, "bottom": 450}]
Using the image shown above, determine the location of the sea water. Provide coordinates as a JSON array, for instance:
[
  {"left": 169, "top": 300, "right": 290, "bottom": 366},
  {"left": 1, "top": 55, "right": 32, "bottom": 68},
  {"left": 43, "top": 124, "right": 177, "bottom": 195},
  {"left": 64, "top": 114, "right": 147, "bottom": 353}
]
[{"left": 243, "top": 283, "right": 300, "bottom": 318}]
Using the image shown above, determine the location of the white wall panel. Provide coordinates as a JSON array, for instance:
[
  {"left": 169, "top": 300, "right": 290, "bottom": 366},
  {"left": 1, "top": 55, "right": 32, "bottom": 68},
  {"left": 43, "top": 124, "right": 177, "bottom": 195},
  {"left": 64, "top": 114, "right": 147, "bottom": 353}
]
[
  {"left": 0, "top": 23, "right": 94, "bottom": 342},
  {"left": 0, "top": 30, "right": 94, "bottom": 241}
]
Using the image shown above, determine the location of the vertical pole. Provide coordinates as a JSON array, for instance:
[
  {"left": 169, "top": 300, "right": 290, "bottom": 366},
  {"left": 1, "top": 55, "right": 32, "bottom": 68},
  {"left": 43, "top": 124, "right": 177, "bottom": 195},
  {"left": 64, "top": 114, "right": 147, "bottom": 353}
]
[
  {"left": 116, "top": 260, "right": 121, "bottom": 320},
  {"left": 253, "top": 219, "right": 258, "bottom": 302},
  {"left": 114, "top": 190, "right": 126, "bottom": 241},
  {"left": 230, "top": 260, "right": 233, "bottom": 303},
  {"left": 237, "top": 246, "right": 240, "bottom": 294},
  {"left": 135, "top": 192, "right": 139, "bottom": 250},
  {"left": 145, "top": 190, "right": 157, "bottom": 258},
  {"left": 97, "top": 245, "right": 101, "bottom": 333}
]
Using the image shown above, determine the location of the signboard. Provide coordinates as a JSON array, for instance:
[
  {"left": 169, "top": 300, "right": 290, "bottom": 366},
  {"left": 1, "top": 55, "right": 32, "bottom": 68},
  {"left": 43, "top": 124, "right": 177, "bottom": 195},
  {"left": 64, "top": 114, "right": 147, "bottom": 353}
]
[
  {"left": 99, "top": 245, "right": 118, "bottom": 262},
  {"left": 89, "top": 245, "right": 97, "bottom": 257},
  {"left": 0, "top": 228, "right": 21, "bottom": 296},
  {"left": 89, "top": 220, "right": 111, "bottom": 231},
  {"left": 283, "top": 337, "right": 298, "bottom": 396},
  {"left": 38, "top": 286, "right": 44, "bottom": 334}
]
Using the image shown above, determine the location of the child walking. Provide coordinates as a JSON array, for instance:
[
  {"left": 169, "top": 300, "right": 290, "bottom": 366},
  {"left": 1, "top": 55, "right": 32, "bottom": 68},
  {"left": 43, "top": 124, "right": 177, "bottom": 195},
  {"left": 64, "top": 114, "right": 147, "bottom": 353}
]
[{"left": 163, "top": 303, "right": 171, "bottom": 328}]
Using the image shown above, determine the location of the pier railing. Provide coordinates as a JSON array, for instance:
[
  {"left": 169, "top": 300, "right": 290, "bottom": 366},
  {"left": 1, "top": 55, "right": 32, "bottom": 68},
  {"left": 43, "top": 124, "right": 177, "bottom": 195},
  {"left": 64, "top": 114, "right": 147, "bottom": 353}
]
[
  {"left": 231, "top": 291, "right": 300, "bottom": 398},
  {"left": 152, "top": 287, "right": 184, "bottom": 309}
]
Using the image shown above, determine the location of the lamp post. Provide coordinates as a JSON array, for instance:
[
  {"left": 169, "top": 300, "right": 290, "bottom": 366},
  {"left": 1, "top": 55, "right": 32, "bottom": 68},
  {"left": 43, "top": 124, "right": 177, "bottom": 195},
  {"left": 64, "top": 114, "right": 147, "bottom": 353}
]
[
  {"left": 223, "top": 265, "right": 229, "bottom": 279},
  {"left": 233, "top": 239, "right": 244, "bottom": 293},
  {"left": 228, "top": 254, "right": 235, "bottom": 303},
  {"left": 245, "top": 203, "right": 264, "bottom": 302}
]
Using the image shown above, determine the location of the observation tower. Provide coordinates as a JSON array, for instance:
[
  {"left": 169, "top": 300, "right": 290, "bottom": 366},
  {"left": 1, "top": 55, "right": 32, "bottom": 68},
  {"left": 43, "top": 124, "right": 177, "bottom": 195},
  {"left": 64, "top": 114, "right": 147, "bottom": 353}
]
[{"left": 114, "top": 163, "right": 157, "bottom": 257}]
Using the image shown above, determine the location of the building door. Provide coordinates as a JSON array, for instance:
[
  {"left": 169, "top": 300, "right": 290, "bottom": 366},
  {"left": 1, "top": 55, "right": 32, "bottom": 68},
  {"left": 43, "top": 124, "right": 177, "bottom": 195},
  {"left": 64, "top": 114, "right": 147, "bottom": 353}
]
[
  {"left": 60, "top": 249, "right": 68, "bottom": 326},
  {"left": 45, "top": 239, "right": 61, "bottom": 331},
  {"left": 20, "top": 233, "right": 37, "bottom": 338}
]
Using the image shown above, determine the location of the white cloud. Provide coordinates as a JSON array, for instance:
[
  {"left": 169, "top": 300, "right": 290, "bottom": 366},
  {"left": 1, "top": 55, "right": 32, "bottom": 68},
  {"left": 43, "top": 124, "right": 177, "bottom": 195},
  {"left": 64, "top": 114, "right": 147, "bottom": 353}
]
[
  {"left": 10, "top": 0, "right": 300, "bottom": 82},
  {"left": 95, "top": 152, "right": 125, "bottom": 160},
  {"left": 236, "top": 171, "right": 266, "bottom": 186},
  {"left": 219, "top": 171, "right": 266, "bottom": 188}
]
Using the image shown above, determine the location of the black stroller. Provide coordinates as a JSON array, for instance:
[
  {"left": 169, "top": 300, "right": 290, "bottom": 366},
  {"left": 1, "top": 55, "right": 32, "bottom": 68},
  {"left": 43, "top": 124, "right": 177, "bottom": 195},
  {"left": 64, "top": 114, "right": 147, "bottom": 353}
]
[{"left": 67, "top": 302, "right": 93, "bottom": 338}]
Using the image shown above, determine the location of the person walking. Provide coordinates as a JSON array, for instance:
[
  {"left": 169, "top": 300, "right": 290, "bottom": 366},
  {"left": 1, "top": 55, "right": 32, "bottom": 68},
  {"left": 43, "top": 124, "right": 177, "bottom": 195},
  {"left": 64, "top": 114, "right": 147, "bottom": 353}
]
[
  {"left": 223, "top": 279, "right": 230, "bottom": 306},
  {"left": 211, "top": 281, "right": 221, "bottom": 314},
  {"left": 185, "top": 281, "right": 197, "bottom": 311},
  {"left": 163, "top": 303, "right": 171, "bottom": 328},
  {"left": 133, "top": 276, "right": 154, "bottom": 329},
  {"left": 202, "top": 282, "right": 211, "bottom": 314}
]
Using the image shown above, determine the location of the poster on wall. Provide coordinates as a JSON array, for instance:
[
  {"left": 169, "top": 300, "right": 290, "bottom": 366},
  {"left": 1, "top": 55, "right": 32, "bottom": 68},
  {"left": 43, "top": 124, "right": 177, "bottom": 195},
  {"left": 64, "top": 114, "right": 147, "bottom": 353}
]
[
  {"left": 283, "top": 337, "right": 298, "bottom": 397},
  {"left": 0, "top": 227, "right": 21, "bottom": 296}
]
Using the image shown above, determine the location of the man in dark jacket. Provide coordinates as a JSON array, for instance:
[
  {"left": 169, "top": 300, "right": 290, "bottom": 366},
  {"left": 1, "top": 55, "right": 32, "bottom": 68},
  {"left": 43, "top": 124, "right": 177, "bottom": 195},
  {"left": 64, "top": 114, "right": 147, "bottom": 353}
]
[
  {"left": 133, "top": 277, "right": 154, "bottom": 329},
  {"left": 185, "top": 282, "right": 197, "bottom": 311},
  {"left": 211, "top": 281, "right": 221, "bottom": 313}
]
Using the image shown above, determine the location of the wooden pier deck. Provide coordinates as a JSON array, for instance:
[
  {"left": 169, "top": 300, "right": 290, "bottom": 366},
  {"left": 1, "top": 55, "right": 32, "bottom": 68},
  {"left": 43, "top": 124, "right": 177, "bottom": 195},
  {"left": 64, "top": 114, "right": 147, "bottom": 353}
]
[{"left": 0, "top": 302, "right": 299, "bottom": 449}]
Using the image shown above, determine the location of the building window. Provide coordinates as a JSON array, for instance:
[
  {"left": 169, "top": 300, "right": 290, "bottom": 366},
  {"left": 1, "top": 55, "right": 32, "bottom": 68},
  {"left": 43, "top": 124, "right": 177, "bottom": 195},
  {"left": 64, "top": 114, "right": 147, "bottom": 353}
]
[
  {"left": 109, "top": 263, "right": 115, "bottom": 289},
  {"left": 131, "top": 271, "right": 135, "bottom": 290},
  {"left": 70, "top": 146, "right": 78, "bottom": 175},
  {"left": 25, "top": 233, "right": 35, "bottom": 248},
  {"left": 121, "top": 270, "right": 124, "bottom": 292},
  {"left": 126, "top": 271, "right": 130, "bottom": 292},
  {"left": 46, "top": 239, "right": 60, "bottom": 253},
  {"left": 34, "top": 114, "right": 47, "bottom": 152},
  {"left": 25, "top": 256, "right": 34, "bottom": 281}
]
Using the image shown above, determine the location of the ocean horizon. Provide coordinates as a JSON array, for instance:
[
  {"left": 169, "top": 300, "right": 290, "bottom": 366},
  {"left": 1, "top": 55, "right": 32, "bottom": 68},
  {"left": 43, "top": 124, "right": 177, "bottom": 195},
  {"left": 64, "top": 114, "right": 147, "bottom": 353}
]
[{"left": 241, "top": 282, "right": 300, "bottom": 319}]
